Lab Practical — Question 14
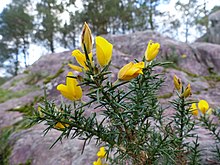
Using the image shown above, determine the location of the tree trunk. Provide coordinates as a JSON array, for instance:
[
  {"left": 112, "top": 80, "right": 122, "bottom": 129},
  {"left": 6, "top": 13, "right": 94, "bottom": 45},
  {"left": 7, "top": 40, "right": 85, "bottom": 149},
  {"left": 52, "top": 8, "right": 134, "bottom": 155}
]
[
  {"left": 149, "top": 1, "right": 154, "bottom": 30},
  {"left": 22, "top": 37, "right": 28, "bottom": 67},
  {"left": 49, "top": 36, "right": 54, "bottom": 53},
  {"left": 14, "top": 54, "right": 19, "bottom": 76}
]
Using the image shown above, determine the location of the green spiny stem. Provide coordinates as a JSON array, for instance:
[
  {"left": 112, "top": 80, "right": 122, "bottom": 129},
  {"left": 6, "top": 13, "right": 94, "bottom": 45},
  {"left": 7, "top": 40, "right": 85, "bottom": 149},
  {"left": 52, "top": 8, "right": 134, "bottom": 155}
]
[
  {"left": 201, "top": 116, "right": 220, "bottom": 142},
  {"left": 180, "top": 97, "right": 185, "bottom": 143}
]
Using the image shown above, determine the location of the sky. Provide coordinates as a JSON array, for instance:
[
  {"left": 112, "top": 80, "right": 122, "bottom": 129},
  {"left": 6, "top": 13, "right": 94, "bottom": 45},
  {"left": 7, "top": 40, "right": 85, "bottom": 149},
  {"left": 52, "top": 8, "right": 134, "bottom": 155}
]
[{"left": 0, "top": 0, "right": 219, "bottom": 76}]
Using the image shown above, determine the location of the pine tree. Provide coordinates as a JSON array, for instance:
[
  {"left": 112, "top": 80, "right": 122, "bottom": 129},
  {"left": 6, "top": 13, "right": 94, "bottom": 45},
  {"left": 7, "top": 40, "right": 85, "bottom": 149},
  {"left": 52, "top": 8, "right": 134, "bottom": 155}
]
[
  {"left": 35, "top": 0, "right": 64, "bottom": 53},
  {"left": 0, "top": 2, "right": 33, "bottom": 75},
  {"left": 175, "top": 0, "right": 199, "bottom": 43}
]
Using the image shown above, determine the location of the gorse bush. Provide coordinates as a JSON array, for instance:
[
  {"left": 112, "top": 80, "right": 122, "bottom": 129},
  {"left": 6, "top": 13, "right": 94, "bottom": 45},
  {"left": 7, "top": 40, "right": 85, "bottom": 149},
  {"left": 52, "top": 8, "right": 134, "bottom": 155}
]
[{"left": 31, "top": 22, "right": 220, "bottom": 165}]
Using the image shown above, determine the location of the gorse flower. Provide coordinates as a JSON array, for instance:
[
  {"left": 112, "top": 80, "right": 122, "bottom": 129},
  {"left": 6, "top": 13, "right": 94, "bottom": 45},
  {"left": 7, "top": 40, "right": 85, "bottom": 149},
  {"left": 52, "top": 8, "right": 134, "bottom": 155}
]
[
  {"left": 68, "top": 63, "right": 83, "bottom": 72},
  {"left": 54, "top": 122, "right": 69, "bottom": 129},
  {"left": 97, "top": 147, "right": 106, "bottom": 158},
  {"left": 173, "top": 75, "right": 182, "bottom": 91},
  {"left": 57, "top": 72, "right": 82, "bottom": 101},
  {"left": 190, "top": 103, "right": 199, "bottom": 116},
  {"left": 96, "top": 36, "right": 113, "bottom": 67},
  {"left": 93, "top": 158, "right": 102, "bottom": 165},
  {"left": 37, "top": 106, "right": 43, "bottom": 117},
  {"left": 70, "top": 23, "right": 113, "bottom": 71},
  {"left": 198, "top": 100, "right": 209, "bottom": 114},
  {"left": 81, "top": 22, "right": 92, "bottom": 53},
  {"left": 145, "top": 40, "right": 160, "bottom": 62},
  {"left": 181, "top": 84, "right": 192, "bottom": 98},
  {"left": 118, "top": 62, "right": 145, "bottom": 81},
  {"left": 93, "top": 147, "right": 107, "bottom": 165},
  {"left": 190, "top": 100, "right": 210, "bottom": 116},
  {"left": 71, "top": 49, "right": 93, "bottom": 71}
]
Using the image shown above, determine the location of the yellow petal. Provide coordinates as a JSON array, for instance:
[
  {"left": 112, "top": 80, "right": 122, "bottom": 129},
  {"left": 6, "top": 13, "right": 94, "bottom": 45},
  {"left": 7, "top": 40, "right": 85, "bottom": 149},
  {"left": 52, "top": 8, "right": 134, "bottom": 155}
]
[
  {"left": 54, "top": 122, "right": 69, "bottom": 129},
  {"left": 181, "top": 54, "right": 187, "bottom": 58},
  {"left": 57, "top": 72, "right": 82, "bottom": 101},
  {"left": 66, "top": 73, "right": 83, "bottom": 100},
  {"left": 93, "top": 158, "right": 102, "bottom": 165},
  {"left": 145, "top": 40, "right": 160, "bottom": 62},
  {"left": 198, "top": 100, "right": 209, "bottom": 114},
  {"left": 72, "top": 50, "right": 87, "bottom": 69},
  {"left": 190, "top": 103, "right": 199, "bottom": 116},
  {"left": 68, "top": 64, "right": 83, "bottom": 72},
  {"left": 72, "top": 49, "right": 93, "bottom": 70},
  {"left": 37, "top": 106, "right": 43, "bottom": 117},
  {"left": 57, "top": 84, "right": 73, "bottom": 100},
  {"left": 118, "top": 62, "right": 133, "bottom": 80},
  {"left": 96, "top": 36, "right": 113, "bottom": 67},
  {"left": 133, "top": 61, "right": 145, "bottom": 69},
  {"left": 118, "top": 62, "right": 144, "bottom": 81},
  {"left": 97, "top": 147, "right": 106, "bottom": 158},
  {"left": 81, "top": 22, "right": 92, "bottom": 53},
  {"left": 54, "top": 122, "right": 65, "bottom": 129},
  {"left": 66, "top": 72, "right": 77, "bottom": 90},
  {"left": 173, "top": 75, "right": 182, "bottom": 91},
  {"left": 181, "top": 84, "right": 192, "bottom": 98}
]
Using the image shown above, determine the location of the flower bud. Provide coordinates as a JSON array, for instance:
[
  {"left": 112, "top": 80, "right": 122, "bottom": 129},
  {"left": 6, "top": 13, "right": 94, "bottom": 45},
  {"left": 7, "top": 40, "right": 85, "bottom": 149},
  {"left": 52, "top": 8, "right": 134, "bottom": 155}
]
[
  {"left": 145, "top": 40, "right": 160, "bottom": 62},
  {"left": 181, "top": 84, "right": 192, "bottom": 98},
  {"left": 118, "top": 62, "right": 144, "bottom": 81},
  {"left": 81, "top": 22, "right": 92, "bottom": 53},
  {"left": 173, "top": 75, "right": 182, "bottom": 91},
  {"left": 96, "top": 36, "right": 113, "bottom": 67}
]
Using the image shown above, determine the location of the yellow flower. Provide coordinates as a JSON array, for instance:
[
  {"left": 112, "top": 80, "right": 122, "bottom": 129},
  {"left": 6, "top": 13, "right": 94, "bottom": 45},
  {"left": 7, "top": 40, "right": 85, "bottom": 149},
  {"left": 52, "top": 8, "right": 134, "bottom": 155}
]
[
  {"left": 95, "top": 36, "right": 113, "bottom": 67},
  {"left": 181, "top": 54, "right": 187, "bottom": 58},
  {"left": 81, "top": 22, "right": 92, "bottom": 53},
  {"left": 57, "top": 72, "right": 82, "bottom": 101},
  {"left": 190, "top": 103, "right": 199, "bottom": 116},
  {"left": 68, "top": 64, "right": 83, "bottom": 72},
  {"left": 54, "top": 122, "right": 69, "bottom": 129},
  {"left": 37, "top": 106, "right": 43, "bottom": 117},
  {"left": 145, "top": 40, "right": 160, "bottom": 62},
  {"left": 173, "top": 75, "right": 182, "bottom": 91},
  {"left": 181, "top": 84, "right": 192, "bottom": 98},
  {"left": 72, "top": 49, "right": 93, "bottom": 70},
  {"left": 97, "top": 147, "right": 106, "bottom": 158},
  {"left": 118, "top": 62, "right": 145, "bottom": 81},
  {"left": 198, "top": 100, "right": 209, "bottom": 114},
  {"left": 93, "top": 158, "right": 102, "bottom": 165}
]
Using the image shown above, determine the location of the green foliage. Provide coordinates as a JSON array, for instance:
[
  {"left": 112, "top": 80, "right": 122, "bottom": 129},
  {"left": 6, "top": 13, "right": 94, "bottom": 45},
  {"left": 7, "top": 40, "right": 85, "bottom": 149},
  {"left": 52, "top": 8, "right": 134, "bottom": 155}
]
[
  {"left": 0, "top": 87, "right": 39, "bottom": 103},
  {"left": 35, "top": 0, "right": 64, "bottom": 53},
  {"left": 25, "top": 71, "right": 49, "bottom": 85},
  {"left": 24, "top": 65, "right": 64, "bottom": 85},
  {"left": 161, "top": 49, "right": 179, "bottom": 69},
  {"left": 170, "top": 92, "right": 197, "bottom": 164},
  {"left": 204, "top": 74, "right": 220, "bottom": 82},
  {"left": 188, "top": 136, "right": 201, "bottom": 165},
  {"left": 0, "top": 77, "right": 8, "bottom": 86},
  {"left": 43, "top": 65, "right": 64, "bottom": 84},
  {"left": 0, "top": 2, "right": 33, "bottom": 75},
  {"left": 175, "top": 0, "right": 200, "bottom": 43},
  {"left": 200, "top": 113, "right": 220, "bottom": 162},
  {"left": 0, "top": 99, "right": 37, "bottom": 165},
  {"left": 0, "top": 128, "right": 13, "bottom": 165},
  {"left": 158, "top": 92, "right": 173, "bottom": 99},
  {"left": 18, "top": 160, "right": 32, "bottom": 165},
  {"left": 30, "top": 59, "right": 201, "bottom": 164},
  {"left": 0, "top": 125, "right": 32, "bottom": 165},
  {"left": 79, "top": 0, "right": 170, "bottom": 35}
]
